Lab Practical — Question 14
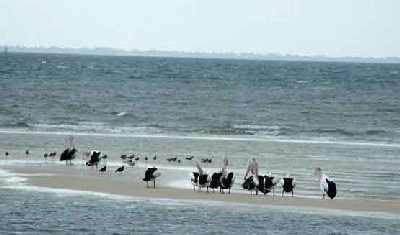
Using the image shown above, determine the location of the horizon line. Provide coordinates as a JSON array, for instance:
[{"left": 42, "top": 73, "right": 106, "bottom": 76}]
[{"left": 2, "top": 45, "right": 400, "bottom": 63}]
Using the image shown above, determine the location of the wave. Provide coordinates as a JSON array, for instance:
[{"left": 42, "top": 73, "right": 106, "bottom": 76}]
[
  {"left": 1, "top": 129, "right": 400, "bottom": 149},
  {"left": 308, "top": 128, "right": 389, "bottom": 137},
  {"left": 0, "top": 121, "right": 30, "bottom": 128},
  {"left": 232, "top": 124, "right": 288, "bottom": 136},
  {"left": 30, "top": 123, "right": 164, "bottom": 135}
]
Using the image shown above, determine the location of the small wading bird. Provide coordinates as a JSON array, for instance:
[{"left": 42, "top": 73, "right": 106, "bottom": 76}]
[
  {"left": 167, "top": 157, "right": 177, "bottom": 162},
  {"left": 201, "top": 158, "right": 212, "bottom": 164},
  {"left": 185, "top": 156, "right": 194, "bottom": 160},
  {"left": 99, "top": 166, "right": 107, "bottom": 173},
  {"left": 49, "top": 152, "right": 57, "bottom": 157}
]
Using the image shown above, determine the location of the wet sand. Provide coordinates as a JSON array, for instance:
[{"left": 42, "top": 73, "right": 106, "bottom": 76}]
[{"left": 5, "top": 165, "right": 400, "bottom": 215}]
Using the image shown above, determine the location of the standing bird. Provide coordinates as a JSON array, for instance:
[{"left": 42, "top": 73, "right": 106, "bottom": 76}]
[
  {"left": 314, "top": 167, "right": 337, "bottom": 199},
  {"left": 153, "top": 155, "right": 157, "bottom": 161},
  {"left": 115, "top": 166, "right": 125, "bottom": 173},
  {"left": 120, "top": 155, "right": 127, "bottom": 160},
  {"left": 99, "top": 166, "right": 107, "bottom": 173},
  {"left": 25, "top": 150, "right": 30, "bottom": 157},
  {"left": 5, "top": 152, "right": 9, "bottom": 158},
  {"left": 185, "top": 156, "right": 194, "bottom": 161}
]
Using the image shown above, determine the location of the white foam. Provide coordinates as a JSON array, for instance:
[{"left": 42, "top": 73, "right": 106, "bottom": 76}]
[
  {"left": 0, "top": 168, "right": 28, "bottom": 186},
  {"left": 116, "top": 112, "right": 127, "bottom": 117},
  {"left": 1, "top": 129, "right": 399, "bottom": 148}
]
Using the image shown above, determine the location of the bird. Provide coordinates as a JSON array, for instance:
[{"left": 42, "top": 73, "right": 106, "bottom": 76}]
[
  {"left": 44, "top": 153, "right": 48, "bottom": 158},
  {"left": 144, "top": 157, "right": 148, "bottom": 161},
  {"left": 153, "top": 155, "right": 157, "bottom": 161},
  {"left": 128, "top": 154, "right": 135, "bottom": 159},
  {"left": 167, "top": 157, "right": 177, "bottom": 162},
  {"left": 49, "top": 152, "right": 57, "bottom": 157},
  {"left": 115, "top": 166, "right": 125, "bottom": 173},
  {"left": 99, "top": 166, "right": 107, "bottom": 172},
  {"left": 177, "top": 159, "right": 181, "bottom": 164},
  {"left": 120, "top": 154, "right": 127, "bottom": 160},
  {"left": 202, "top": 158, "right": 212, "bottom": 163},
  {"left": 185, "top": 156, "right": 194, "bottom": 160},
  {"left": 5, "top": 152, "right": 9, "bottom": 157},
  {"left": 25, "top": 150, "right": 30, "bottom": 157}
]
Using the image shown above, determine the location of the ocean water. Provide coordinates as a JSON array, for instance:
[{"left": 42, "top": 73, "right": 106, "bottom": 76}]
[{"left": 1, "top": 53, "right": 400, "bottom": 234}]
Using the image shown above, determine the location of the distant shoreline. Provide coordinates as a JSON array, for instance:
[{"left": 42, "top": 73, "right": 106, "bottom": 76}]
[{"left": 2, "top": 47, "right": 400, "bottom": 64}]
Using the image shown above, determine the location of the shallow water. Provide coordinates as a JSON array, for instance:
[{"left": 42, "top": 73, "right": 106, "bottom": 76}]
[
  {"left": 1, "top": 53, "right": 400, "bottom": 233},
  {"left": 1, "top": 132, "right": 400, "bottom": 200}
]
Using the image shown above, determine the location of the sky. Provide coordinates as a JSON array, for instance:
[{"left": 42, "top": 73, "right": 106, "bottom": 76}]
[{"left": 0, "top": 0, "right": 399, "bottom": 57}]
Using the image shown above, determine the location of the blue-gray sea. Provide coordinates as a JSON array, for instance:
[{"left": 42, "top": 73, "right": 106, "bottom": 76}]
[{"left": 0, "top": 53, "right": 400, "bottom": 234}]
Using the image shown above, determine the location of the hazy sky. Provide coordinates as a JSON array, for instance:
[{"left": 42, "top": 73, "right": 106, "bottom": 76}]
[{"left": 0, "top": 0, "right": 399, "bottom": 57}]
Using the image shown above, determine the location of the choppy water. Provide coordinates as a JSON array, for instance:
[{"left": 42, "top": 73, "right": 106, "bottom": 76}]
[
  {"left": 1, "top": 53, "right": 400, "bottom": 142},
  {"left": 1, "top": 53, "right": 400, "bottom": 233}
]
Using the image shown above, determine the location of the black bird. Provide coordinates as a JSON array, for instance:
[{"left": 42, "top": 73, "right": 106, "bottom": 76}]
[
  {"left": 153, "top": 155, "right": 157, "bottom": 161},
  {"left": 120, "top": 155, "right": 127, "bottom": 160},
  {"left": 49, "top": 152, "right": 57, "bottom": 157},
  {"left": 135, "top": 157, "right": 140, "bottom": 161},
  {"left": 99, "top": 166, "right": 107, "bottom": 172},
  {"left": 25, "top": 150, "right": 30, "bottom": 157},
  {"left": 167, "top": 157, "right": 177, "bottom": 162},
  {"left": 128, "top": 154, "right": 135, "bottom": 159},
  {"left": 185, "top": 156, "right": 194, "bottom": 160},
  {"left": 5, "top": 152, "right": 9, "bottom": 157},
  {"left": 60, "top": 148, "right": 77, "bottom": 165},
  {"left": 44, "top": 153, "right": 48, "bottom": 158},
  {"left": 201, "top": 158, "right": 212, "bottom": 164},
  {"left": 115, "top": 166, "right": 125, "bottom": 173},
  {"left": 101, "top": 154, "right": 108, "bottom": 160},
  {"left": 177, "top": 159, "right": 181, "bottom": 164},
  {"left": 144, "top": 157, "right": 148, "bottom": 161}
]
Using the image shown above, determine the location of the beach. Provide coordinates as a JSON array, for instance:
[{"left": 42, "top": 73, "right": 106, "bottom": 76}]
[
  {"left": 1, "top": 53, "right": 400, "bottom": 234},
  {"left": 2, "top": 157, "right": 399, "bottom": 216}
]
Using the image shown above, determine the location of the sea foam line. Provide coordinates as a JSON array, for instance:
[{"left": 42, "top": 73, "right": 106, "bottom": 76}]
[{"left": 0, "top": 129, "right": 399, "bottom": 148}]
